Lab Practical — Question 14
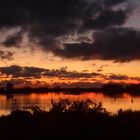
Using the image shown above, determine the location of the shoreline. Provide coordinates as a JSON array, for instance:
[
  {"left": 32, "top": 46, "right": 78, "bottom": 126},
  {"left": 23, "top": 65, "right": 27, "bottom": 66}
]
[{"left": 0, "top": 87, "right": 140, "bottom": 96}]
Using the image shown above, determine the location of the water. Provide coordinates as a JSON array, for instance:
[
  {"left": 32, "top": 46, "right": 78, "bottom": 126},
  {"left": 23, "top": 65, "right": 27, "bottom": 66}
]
[{"left": 0, "top": 92, "right": 140, "bottom": 116}]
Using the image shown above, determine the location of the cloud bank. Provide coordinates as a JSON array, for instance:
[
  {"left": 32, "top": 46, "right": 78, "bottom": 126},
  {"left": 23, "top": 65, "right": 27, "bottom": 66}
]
[{"left": 0, "top": 0, "right": 139, "bottom": 62}]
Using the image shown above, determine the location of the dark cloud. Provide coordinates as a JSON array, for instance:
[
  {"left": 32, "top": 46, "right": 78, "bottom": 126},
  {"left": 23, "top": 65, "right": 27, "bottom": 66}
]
[
  {"left": 103, "top": 0, "right": 127, "bottom": 7},
  {"left": 0, "top": 65, "right": 46, "bottom": 78},
  {"left": 106, "top": 74, "right": 129, "bottom": 80},
  {"left": 83, "top": 8, "right": 128, "bottom": 30},
  {"left": 0, "top": 0, "right": 138, "bottom": 62},
  {"left": 0, "top": 65, "right": 140, "bottom": 87},
  {"left": 46, "top": 67, "right": 102, "bottom": 78},
  {"left": 52, "top": 27, "right": 140, "bottom": 62},
  {"left": 52, "top": 81, "right": 104, "bottom": 88},
  {"left": 1, "top": 65, "right": 139, "bottom": 81},
  {"left": 0, "top": 79, "right": 103, "bottom": 88},
  {"left": 0, "top": 65, "right": 102, "bottom": 79},
  {"left": 2, "top": 31, "right": 23, "bottom": 47},
  {"left": 0, "top": 2, "right": 130, "bottom": 40},
  {"left": 104, "top": 73, "right": 140, "bottom": 82},
  {"left": 0, "top": 51, "right": 14, "bottom": 60},
  {"left": 0, "top": 0, "right": 128, "bottom": 28},
  {"left": 129, "top": 77, "right": 140, "bottom": 81},
  {"left": 0, "top": 79, "right": 43, "bottom": 88},
  {"left": 97, "top": 65, "right": 109, "bottom": 72}
]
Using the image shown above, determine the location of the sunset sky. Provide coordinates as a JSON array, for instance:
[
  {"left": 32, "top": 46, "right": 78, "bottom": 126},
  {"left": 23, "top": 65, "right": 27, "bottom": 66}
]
[{"left": 0, "top": 0, "right": 140, "bottom": 88}]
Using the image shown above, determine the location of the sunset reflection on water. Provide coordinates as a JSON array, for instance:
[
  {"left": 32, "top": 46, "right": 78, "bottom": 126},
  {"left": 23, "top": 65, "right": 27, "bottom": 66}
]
[{"left": 0, "top": 92, "right": 140, "bottom": 115}]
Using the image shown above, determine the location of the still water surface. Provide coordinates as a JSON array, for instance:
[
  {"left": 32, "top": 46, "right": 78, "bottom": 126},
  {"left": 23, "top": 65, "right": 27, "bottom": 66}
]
[{"left": 0, "top": 92, "right": 140, "bottom": 115}]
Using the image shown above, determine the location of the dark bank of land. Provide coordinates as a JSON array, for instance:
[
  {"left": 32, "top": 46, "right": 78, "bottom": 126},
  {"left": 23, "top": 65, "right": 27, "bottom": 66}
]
[
  {"left": 1, "top": 83, "right": 140, "bottom": 96},
  {"left": 0, "top": 99, "right": 140, "bottom": 140}
]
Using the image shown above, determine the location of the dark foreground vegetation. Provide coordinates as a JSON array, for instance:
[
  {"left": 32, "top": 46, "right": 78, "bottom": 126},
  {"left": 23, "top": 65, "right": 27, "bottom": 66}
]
[{"left": 0, "top": 99, "right": 140, "bottom": 140}]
